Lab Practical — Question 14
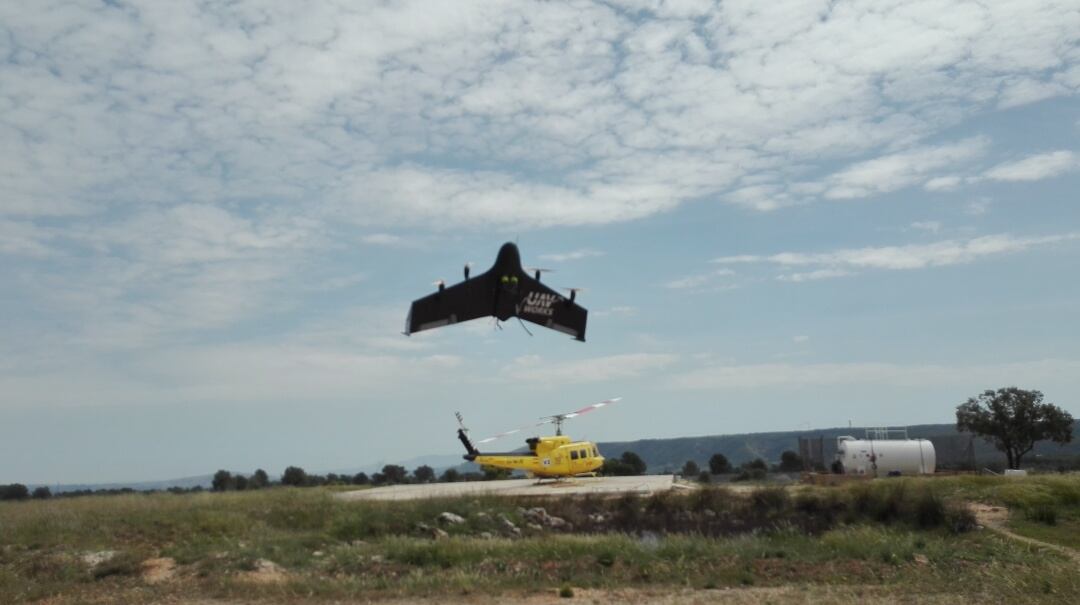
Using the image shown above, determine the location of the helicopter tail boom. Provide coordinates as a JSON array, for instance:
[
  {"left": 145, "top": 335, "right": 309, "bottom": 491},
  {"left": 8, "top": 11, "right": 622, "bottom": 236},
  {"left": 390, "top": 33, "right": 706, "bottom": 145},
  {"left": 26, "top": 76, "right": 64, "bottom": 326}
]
[{"left": 457, "top": 428, "right": 479, "bottom": 460}]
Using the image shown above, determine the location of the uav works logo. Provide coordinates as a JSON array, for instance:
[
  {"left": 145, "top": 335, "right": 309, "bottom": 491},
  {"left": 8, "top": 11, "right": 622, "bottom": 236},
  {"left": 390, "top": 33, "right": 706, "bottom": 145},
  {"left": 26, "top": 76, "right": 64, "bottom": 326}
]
[{"left": 519, "top": 291, "right": 561, "bottom": 317}]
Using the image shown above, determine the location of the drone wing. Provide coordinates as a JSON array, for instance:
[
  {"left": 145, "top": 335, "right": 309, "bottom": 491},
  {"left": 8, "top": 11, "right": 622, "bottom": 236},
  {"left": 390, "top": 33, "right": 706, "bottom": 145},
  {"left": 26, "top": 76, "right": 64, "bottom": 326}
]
[
  {"left": 514, "top": 275, "right": 588, "bottom": 341},
  {"left": 406, "top": 272, "right": 496, "bottom": 336}
]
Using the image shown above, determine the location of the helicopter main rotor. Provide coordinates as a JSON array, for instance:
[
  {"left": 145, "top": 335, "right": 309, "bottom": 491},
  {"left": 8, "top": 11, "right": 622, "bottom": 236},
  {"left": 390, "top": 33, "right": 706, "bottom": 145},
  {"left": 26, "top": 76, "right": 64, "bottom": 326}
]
[{"left": 459, "top": 397, "right": 622, "bottom": 445}]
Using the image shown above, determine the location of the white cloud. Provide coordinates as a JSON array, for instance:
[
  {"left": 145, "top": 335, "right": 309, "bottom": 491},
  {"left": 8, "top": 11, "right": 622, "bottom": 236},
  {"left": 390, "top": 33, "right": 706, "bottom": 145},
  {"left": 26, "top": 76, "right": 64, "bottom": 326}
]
[
  {"left": 965, "top": 198, "right": 992, "bottom": 215},
  {"left": 0, "top": 220, "right": 53, "bottom": 257},
  {"left": 792, "top": 335, "right": 810, "bottom": 344},
  {"left": 538, "top": 249, "right": 605, "bottom": 262},
  {"left": 819, "top": 138, "right": 988, "bottom": 200},
  {"left": 924, "top": 176, "right": 963, "bottom": 192},
  {"left": 594, "top": 306, "right": 638, "bottom": 318},
  {"left": 910, "top": 221, "right": 943, "bottom": 233},
  {"left": 714, "top": 232, "right": 1079, "bottom": 275},
  {"left": 2, "top": 0, "right": 1077, "bottom": 238},
  {"left": 361, "top": 233, "right": 410, "bottom": 246},
  {"left": 504, "top": 353, "right": 678, "bottom": 385},
  {"left": 983, "top": 150, "right": 1079, "bottom": 182},
  {"left": 664, "top": 268, "right": 736, "bottom": 289},
  {"left": 777, "top": 269, "right": 853, "bottom": 282}
]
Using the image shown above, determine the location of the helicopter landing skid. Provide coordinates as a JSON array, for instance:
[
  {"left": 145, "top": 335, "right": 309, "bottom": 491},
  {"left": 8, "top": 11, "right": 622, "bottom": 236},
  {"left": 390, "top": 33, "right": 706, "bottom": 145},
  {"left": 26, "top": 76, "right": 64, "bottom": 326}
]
[{"left": 532, "top": 472, "right": 598, "bottom": 486}]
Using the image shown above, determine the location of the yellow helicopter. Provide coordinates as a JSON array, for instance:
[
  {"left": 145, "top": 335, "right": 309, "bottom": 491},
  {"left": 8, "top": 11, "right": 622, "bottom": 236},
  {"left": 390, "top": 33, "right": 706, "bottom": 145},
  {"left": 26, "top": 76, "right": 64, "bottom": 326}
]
[{"left": 455, "top": 398, "right": 621, "bottom": 479}]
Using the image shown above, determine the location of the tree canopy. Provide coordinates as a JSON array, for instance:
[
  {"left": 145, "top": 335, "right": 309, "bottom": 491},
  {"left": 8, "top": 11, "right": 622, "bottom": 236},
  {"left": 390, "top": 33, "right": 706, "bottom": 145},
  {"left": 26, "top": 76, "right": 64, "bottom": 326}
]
[
  {"left": 708, "top": 453, "right": 730, "bottom": 474},
  {"left": 281, "top": 466, "right": 307, "bottom": 487},
  {"left": 413, "top": 465, "right": 435, "bottom": 483},
  {"left": 681, "top": 460, "right": 700, "bottom": 478},
  {"left": 956, "top": 387, "right": 1073, "bottom": 469},
  {"left": 211, "top": 470, "right": 233, "bottom": 492},
  {"left": 779, "top": 450, "right": 803, "bottom": 472},
  {"left": 600, "top": 450, "right": 648, "bottom": 476}
]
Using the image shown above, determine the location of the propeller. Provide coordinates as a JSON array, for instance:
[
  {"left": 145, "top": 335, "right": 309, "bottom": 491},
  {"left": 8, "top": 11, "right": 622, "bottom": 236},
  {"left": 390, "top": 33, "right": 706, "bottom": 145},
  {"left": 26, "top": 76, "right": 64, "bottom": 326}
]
[
  {"left": 473, "top": 397, "right": 622, "bottom": 444},
  {"left": 527, "top": 267, "right": 555, "bottom": 281},
  {"left": 561, "top": 287, "right": 585, "bottom": 302}
]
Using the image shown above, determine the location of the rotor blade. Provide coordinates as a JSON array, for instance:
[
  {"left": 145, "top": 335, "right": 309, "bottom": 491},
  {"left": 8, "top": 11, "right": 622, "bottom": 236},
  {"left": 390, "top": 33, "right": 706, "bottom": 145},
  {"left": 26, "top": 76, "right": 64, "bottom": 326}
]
[
  {"left": 476, "top": 420, "right": 549, "bottom": 444},
  {"left": 563, "top": 397, "right": 622, "bottom": 419}
]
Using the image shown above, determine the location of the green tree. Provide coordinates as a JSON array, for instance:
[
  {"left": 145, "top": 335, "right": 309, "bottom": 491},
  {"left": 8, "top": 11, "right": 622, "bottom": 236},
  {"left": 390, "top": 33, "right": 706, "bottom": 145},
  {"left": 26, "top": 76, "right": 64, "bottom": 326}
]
[
  {"left": 620, "top": 451, "right": 647, "bottom": 475},
  {"left": 697, "top": 470, "right": 711, "bottom": 484},
  {"left": 413, "top": 465, "right": 435, "bottom": 483},
  {"left": 352, "top": 472, "right": 370, "bottom": 485},
  {"left": 440, "top": 468, "right": 460, "bottom": 482},
  {"left": 233, "top": 474, "right": 249, "bottom": 491},
  {"left": 745, "top": 458, "right": 767, "bottom": 471},
  {"left": 211, "top": 470, "right": 233, "bottom": 492},
  {"left": 709, "top": 453, "right": 731, "bottom": 474},
  {"left": 779, "top": 450, "right": 803, "bottom": 472},
  {"left": 957, "top": 387, "right": 1074, "bottom": 469},
  {"left": 681, "top": 460, "right": 700, "bottom": 478},
  {"left": 32, "top": 486, "right": 52, "bottom": 499},
  {"left": 381, "top": 464, "right": 408, "bottom": 484},
  {"left": 281, "top": 466, "right": 307, "bottom": 487},
  {"left": 250, "top": 469, "right": 270, "bottom": 489},
  {"left": 482, "top": 465, "right": 512, "bottom": 480},
  {"left": 1, "top": 484, "right": 30, "bottom": 500}
]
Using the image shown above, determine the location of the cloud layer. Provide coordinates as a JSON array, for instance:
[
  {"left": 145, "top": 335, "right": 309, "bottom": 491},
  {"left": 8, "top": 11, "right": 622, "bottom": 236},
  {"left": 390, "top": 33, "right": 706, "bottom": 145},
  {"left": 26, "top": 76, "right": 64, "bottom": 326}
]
[{"left": 714, "top": 232, "right": 1079, "bottom": 280}]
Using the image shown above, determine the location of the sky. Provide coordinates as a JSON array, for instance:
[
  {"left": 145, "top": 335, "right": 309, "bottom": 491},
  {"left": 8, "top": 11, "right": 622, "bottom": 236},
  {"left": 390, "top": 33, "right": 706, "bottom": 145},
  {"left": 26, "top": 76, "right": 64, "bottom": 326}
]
[{"left": 2, "top": 0, "right": 1079, "bottom": 485}]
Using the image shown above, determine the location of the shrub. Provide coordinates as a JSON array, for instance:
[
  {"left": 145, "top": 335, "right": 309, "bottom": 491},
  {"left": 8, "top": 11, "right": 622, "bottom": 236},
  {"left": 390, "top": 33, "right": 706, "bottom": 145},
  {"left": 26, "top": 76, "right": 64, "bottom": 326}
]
[
  {"left": 913, "top": 489, "right": 945, "bottom": 529},
  {"left": 944, "top": 503, "right": 977, "bottom": 533},
  {"left": 749, "top": 487, "right": 789, "bottom": 514},
  {"left": 1026, "top": 505, "right": 1058, "bottom": 526}
]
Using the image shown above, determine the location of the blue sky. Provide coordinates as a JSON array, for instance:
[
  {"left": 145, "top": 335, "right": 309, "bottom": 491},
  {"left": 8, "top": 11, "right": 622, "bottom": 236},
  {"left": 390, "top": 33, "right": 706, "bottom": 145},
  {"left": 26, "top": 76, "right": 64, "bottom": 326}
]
[{"left": 2, "top": 0, "right": 1079, "bottom": 484}]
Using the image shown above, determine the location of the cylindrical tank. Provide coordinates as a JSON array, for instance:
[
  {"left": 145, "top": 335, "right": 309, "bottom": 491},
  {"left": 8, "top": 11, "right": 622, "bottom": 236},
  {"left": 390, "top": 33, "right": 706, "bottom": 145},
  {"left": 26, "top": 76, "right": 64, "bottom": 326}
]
[{"left": 836, "top": 436, "right": 935, "bottom": 476}]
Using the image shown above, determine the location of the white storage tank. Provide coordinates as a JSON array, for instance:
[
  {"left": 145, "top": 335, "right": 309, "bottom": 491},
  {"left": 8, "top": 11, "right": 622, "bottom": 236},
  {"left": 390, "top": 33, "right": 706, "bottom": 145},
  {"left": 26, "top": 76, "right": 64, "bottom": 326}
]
[{"left": 836, "top": 436, "right": 935, "bottom": 476}]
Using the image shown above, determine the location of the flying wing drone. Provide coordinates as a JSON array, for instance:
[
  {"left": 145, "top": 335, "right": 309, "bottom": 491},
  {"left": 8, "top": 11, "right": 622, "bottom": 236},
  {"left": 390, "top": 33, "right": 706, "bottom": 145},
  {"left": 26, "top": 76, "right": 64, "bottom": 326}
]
[{"left": 405, "top": 242, "right": 588, "bottom": 341}]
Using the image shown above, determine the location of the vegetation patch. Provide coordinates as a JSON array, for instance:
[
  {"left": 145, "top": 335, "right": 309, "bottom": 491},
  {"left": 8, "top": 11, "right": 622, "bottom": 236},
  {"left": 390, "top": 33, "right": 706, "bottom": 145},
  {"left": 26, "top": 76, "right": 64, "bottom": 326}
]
[{"left": 2, "top": 476, "right": 1079, "bottom": 603}]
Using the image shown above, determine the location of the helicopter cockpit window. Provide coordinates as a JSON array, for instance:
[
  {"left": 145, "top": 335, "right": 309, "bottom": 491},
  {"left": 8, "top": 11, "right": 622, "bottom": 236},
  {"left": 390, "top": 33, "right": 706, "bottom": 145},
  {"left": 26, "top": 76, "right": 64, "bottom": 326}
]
[
  {"left": 592, "top": 447, "right": 599, "bottom": 457},
  {"left": 580, "top": 449, "right": 588, "bottom": 459},
  {"left": 570, "top": 450, "right": 579, "bottom": 460}
]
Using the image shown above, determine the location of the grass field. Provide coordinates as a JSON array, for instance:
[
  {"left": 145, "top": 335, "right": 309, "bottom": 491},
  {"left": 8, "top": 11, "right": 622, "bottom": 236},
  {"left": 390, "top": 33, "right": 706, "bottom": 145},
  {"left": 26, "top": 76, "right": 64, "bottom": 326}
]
[{"left": 2, "top": 475, "right": 1078, "bottom": 604}]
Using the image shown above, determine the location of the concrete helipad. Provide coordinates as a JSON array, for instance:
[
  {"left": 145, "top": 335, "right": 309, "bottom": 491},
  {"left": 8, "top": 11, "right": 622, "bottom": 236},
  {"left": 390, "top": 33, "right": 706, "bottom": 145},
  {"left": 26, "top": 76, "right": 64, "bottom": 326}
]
[{"left": 336, "top": 475, "right": 679, "bottom": 501}]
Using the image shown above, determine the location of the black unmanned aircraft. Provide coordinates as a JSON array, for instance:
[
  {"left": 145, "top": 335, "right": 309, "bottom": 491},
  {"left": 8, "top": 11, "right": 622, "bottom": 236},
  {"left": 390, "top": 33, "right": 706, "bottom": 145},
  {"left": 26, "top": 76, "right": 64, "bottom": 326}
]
[{"left": 405, "top": 242, "right": 588, "bottom": 341}]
